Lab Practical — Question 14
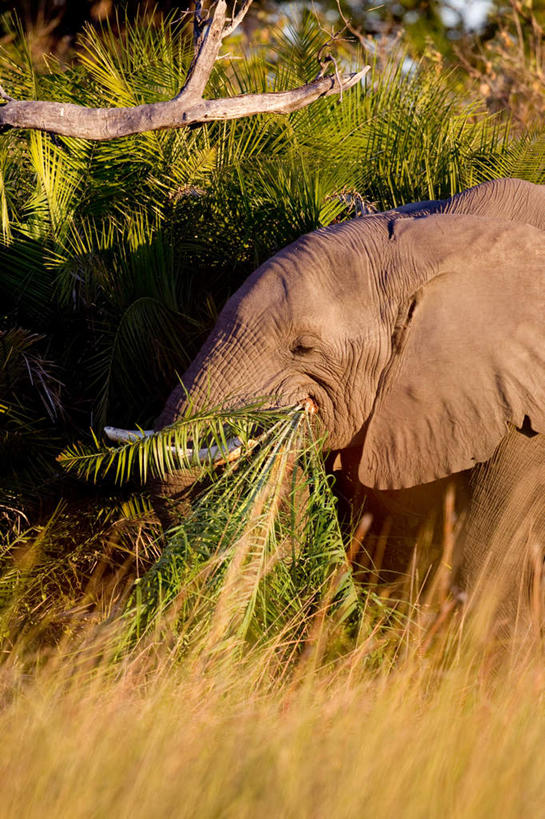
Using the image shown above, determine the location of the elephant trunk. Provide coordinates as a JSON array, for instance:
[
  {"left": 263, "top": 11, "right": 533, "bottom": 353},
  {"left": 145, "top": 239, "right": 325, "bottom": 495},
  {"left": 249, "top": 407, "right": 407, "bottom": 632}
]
[
  {"left": 149, "top": 326, "right": 275, "bottom": 521},
  {"left": 104, "top": 328, "right": 267, "bottom": 474},
  {"left": 155, "top": 319, "right": 281, "bottom": 431},
  {"left": 149, "top": 350, "right": 247, "bottom": 524}
]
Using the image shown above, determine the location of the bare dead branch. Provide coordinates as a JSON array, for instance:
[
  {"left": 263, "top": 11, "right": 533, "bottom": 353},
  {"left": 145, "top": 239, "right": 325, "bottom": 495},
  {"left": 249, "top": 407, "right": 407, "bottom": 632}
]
[
  {"left": 0, "top": 0, "right": 370, "bottom": 141},
  {"left": 335, "top": 0, "right": 374, "bottom": 53},
  {"left": 223, "top": 0, "right": 253, "bottom": 38},
  {"left": 0, "top": 70, "right": 368, "bottom": 140},
  {"left": 179, "top": 0, "right": 228, "bottom": 101}
]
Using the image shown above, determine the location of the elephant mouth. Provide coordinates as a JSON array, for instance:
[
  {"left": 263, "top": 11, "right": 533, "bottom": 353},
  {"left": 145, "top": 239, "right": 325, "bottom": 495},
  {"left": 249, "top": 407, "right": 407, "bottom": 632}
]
[
  {"left": 289, "top": 383, "right": 336, "bottom": 440},
  {"left": 301, "top": 396, "right": 318, "bottom": 415}
]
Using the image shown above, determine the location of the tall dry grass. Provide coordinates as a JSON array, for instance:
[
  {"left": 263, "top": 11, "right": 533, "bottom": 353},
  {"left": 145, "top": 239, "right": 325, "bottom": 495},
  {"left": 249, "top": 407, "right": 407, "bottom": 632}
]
[{"left": 0, "top": 615, "right": 544, "bottom": 819}]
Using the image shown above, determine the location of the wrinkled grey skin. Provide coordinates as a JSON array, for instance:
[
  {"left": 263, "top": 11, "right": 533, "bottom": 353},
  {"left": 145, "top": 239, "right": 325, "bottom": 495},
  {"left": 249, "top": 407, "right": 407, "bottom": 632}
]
[{"left": 156, "top": 177, "right": 545, "bottom": 626}]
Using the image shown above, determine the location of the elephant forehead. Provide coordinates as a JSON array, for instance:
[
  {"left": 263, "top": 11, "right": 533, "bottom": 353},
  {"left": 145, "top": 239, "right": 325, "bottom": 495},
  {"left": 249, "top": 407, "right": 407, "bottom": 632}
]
[
  {"left": 231, "top": 234, "right": 380, "bottom": 331},
  {"left": 233, "top": 268, "right": 367, "bottom": 334}
]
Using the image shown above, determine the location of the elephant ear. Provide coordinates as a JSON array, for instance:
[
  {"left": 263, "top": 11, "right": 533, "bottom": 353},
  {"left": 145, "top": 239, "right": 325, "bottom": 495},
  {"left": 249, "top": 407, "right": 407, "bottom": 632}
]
[{"left": 358, "top": 214, "right": 545, "bottom": 490}]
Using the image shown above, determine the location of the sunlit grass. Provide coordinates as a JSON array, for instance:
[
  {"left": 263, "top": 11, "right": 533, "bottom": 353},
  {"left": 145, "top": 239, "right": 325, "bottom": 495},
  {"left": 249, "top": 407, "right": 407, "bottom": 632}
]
[{"left": 0, "top": 603, "right": 544, "bottom": 819}]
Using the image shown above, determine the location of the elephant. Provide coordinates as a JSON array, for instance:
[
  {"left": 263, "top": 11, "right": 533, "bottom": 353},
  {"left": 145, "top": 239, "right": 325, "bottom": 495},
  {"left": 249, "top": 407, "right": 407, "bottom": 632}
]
[{"left": 130, "top": 177, "right": 545, "bottom": 630}]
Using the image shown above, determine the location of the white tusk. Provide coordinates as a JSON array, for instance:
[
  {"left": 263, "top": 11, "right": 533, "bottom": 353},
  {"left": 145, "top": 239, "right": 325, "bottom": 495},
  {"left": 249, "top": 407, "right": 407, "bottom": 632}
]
[
  {"left": 192, "top": 436, "right": 258, "bottom": 465},
  {"left": 104, "top": 426, "right": 256, "bottom": 465},
  {"left": 105, "top": 402, "right": 313, "bottom": 463},
  {"left": 104, "top": 426, "right": 154, "bottom": 443}
]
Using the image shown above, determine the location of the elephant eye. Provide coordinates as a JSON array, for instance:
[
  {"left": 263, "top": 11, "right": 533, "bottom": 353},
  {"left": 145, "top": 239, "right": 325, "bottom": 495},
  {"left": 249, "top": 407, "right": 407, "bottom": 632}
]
[{"left": 290, "top": 336, "right": 317, "bottom": 356}]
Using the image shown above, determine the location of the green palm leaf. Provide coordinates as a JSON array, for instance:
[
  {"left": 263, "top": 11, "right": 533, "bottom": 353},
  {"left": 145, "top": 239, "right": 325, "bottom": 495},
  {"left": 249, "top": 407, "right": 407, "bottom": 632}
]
[{"left": 57, "top": 404, "right": 297, "bottom": 484}]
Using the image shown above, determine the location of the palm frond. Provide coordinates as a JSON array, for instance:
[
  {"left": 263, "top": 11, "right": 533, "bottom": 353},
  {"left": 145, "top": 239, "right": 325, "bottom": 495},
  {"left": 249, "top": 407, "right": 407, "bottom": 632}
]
[
  {"left": 58, "top": 404, "right": 298, "bottom": 484},
  {"left": 118, "top": 409, "right": 363, "bottom": 663}
]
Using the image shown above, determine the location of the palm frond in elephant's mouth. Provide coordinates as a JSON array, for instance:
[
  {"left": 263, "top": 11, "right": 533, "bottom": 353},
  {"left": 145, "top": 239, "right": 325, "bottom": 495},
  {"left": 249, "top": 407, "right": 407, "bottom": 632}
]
[
  {"left": 211, "top": 398, "right": 317, "bottom": 459},
  {"left": 195, "top": 399, "right": 317, "bottom": 465},
  {"left": 59, "top": 404, "right": 311, "bottom": 484}
]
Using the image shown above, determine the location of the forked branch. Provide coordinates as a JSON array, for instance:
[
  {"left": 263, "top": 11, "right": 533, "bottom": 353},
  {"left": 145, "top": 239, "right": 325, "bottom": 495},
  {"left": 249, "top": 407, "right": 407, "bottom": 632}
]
[{"left": 0, "top": 0, "right": 369, "bottom": 141}]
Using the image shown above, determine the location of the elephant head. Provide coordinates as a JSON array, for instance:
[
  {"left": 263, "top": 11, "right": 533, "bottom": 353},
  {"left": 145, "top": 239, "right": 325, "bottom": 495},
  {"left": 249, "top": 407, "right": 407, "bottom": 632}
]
[{"left": 150, "top": 177, "right": 545, "bottom": 491}]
